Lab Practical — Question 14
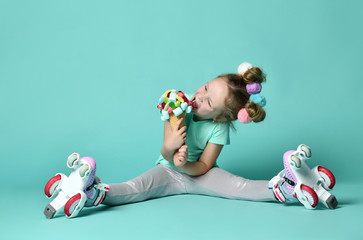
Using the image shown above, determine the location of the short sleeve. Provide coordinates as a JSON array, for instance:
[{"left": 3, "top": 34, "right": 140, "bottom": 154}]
[{"left": 208, "top": 122, "right": 230, "bottom": 145}]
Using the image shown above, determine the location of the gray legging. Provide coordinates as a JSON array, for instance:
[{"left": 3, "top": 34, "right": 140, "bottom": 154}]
[{"left": 103, "top": 164, "right": 276, "bottom": 206}]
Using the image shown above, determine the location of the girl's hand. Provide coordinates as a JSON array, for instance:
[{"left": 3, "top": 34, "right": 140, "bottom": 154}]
[
  {"left": 163, "top": 118, "right": 187, "bottom": 153},
  {"left": 173, "top": 145, "right": 188, "bottom": 168}
]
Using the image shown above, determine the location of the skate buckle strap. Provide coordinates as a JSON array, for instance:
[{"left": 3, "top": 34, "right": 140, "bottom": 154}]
[
  {"left": 95, "top": 183, "right": 110, "bottom": 192},
  {"left": 93, "top": 183, "right": 109, "bottom": 207},
  {"left": 268, "top": 175, "right": 286, "bottom": 203},
  {"left": 283, "top": 177, "right": 296, "bottom": 187}
]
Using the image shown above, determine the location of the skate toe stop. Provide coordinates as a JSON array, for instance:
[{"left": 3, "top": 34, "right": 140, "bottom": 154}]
[
  {"left": 44, "top": 204, "right": 56, "bottom": 219},
  {"left": 327, "top": 195, "right": 338, "bottom": 209}
]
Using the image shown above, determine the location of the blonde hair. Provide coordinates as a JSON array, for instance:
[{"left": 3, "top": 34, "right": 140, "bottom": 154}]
[{"left": 215, "top": 67, "right": 267, "bottom": 130}]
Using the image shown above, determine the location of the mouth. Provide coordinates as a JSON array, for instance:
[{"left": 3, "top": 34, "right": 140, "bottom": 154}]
[{"left": 191, "top": 97, "right": 198, "bottom": 110}]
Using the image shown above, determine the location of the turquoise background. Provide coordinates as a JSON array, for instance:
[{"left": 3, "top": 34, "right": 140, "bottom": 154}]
[{"left": 1, "top": 0, "right": 362, "bottom": 239}]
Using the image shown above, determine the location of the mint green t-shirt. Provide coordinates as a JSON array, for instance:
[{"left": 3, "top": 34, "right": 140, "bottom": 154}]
[{"left": 156, "top": 113, "right": 230, "bottom": 173}]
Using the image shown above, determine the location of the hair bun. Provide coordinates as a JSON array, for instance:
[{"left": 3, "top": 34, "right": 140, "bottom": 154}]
[
  {"left": 237, "top": 62, "right": 266, "bottom": 84},
  {"left": 237, "top": 62, "right": 253, "bottom": 75},
  {"left": 245, "top": 100, "right": 266, "bottom": 123}
]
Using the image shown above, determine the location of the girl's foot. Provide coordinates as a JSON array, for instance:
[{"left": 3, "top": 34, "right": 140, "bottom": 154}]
[
  {"left": 85, "top": 176, "right": 110, "bottom": 207},
  {"left": 269, "top": 170, "right": 298, "bottom": 203}
]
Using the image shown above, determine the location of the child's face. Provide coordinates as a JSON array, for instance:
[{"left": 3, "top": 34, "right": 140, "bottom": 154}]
[{"left": 191, "top": 77, "right": 229, "bottom": 121}]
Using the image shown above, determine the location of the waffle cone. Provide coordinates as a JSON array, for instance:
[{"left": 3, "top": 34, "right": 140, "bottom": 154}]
[{"left": 169, "top": 112, "right": 186, "bottom": 130}]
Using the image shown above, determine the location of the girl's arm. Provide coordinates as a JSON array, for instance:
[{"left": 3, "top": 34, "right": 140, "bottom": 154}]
[
  {"left": 160, "top": 119, "right": 187, "bottom": 161},
  {"left": 176, "top": 142, "right": 224, "bottom": 176}
]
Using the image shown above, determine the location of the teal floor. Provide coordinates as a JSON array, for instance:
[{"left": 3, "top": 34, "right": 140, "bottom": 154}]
[{"left": 2, "top": 181, "right": 362, "bottom": 240}]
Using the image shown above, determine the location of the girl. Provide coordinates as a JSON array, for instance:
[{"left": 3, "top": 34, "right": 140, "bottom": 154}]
[{"left": 85, "top": 62, "right": 297, "bottom": 210}]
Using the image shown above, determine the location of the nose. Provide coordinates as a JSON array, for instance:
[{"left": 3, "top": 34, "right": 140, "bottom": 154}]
[
  {"left": 198, "top": 92, "right": 207, "bottom": 101},
  {"left": 198, "top": 95, "right": 205, "bottom": 103}
]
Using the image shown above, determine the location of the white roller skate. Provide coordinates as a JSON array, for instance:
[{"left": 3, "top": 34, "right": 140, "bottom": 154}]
[
  {"left": 269, "top": 144, "right": 338, "bottom": 210},
  {"left": 43, "top": 153, "right": 109, "bottom": 218}
]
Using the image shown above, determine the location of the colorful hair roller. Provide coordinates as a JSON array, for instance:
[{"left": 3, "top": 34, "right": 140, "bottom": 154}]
[
  {"left": 237, "top": 108, "right": 252, "bottom": 123},
  {"left": 237, "top": 62, "right": 253, "bottom": 75},
  {"left": 250, "top": 93, "right": 266, "bottom": 107},
  {"left": 246, "top": 82, "right": 262, "bottom": 94}
]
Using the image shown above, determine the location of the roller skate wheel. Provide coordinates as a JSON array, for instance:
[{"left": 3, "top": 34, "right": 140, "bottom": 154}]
[
  {"left": 318, "top": 166, "right": 336, "bottom": 189},
  {"left": 300, "top": 144, "right": 311, "bottom": 158},
  {"left": 64, "top": 193, "right": 82, "bottom": 217},
  {"left": 67, "top": 153, "right": 80, "bottom": 167},
  {"left": 290, "top": 155, "right": 301, "bottom": 168},
  {"left": 301, "top": 185, "right": 318, "bottom": 208},
  {"left": 44, "top": 174, "right": 62, "bottom": 198},
  {"left": 79, "top": 164, "right": 90, "bottom": 178}
]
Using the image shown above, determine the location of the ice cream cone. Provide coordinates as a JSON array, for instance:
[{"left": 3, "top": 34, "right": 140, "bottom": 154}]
[
  {"left": 157, "top": 90, "right": 192, "bottom": 129},
  {"left": 169, "top": 112, "right": 186, "bottom": 130}
]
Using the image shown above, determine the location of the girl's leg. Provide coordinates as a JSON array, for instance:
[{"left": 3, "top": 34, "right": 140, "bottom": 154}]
[
  {"left": 102, "top": 164, "right": 188, "bottom": 206},
  {"left": 185, "top": 167, "right": 276, "bottom": 202}
]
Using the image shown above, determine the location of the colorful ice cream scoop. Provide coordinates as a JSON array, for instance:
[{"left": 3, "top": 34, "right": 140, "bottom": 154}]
[{"left": 157, "top": 89, "right": 193, "bottom": 130}]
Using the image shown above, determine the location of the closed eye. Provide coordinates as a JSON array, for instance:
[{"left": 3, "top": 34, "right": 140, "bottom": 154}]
[{"left": 205, "top": 83, "right": 212, "bottom": 108}]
